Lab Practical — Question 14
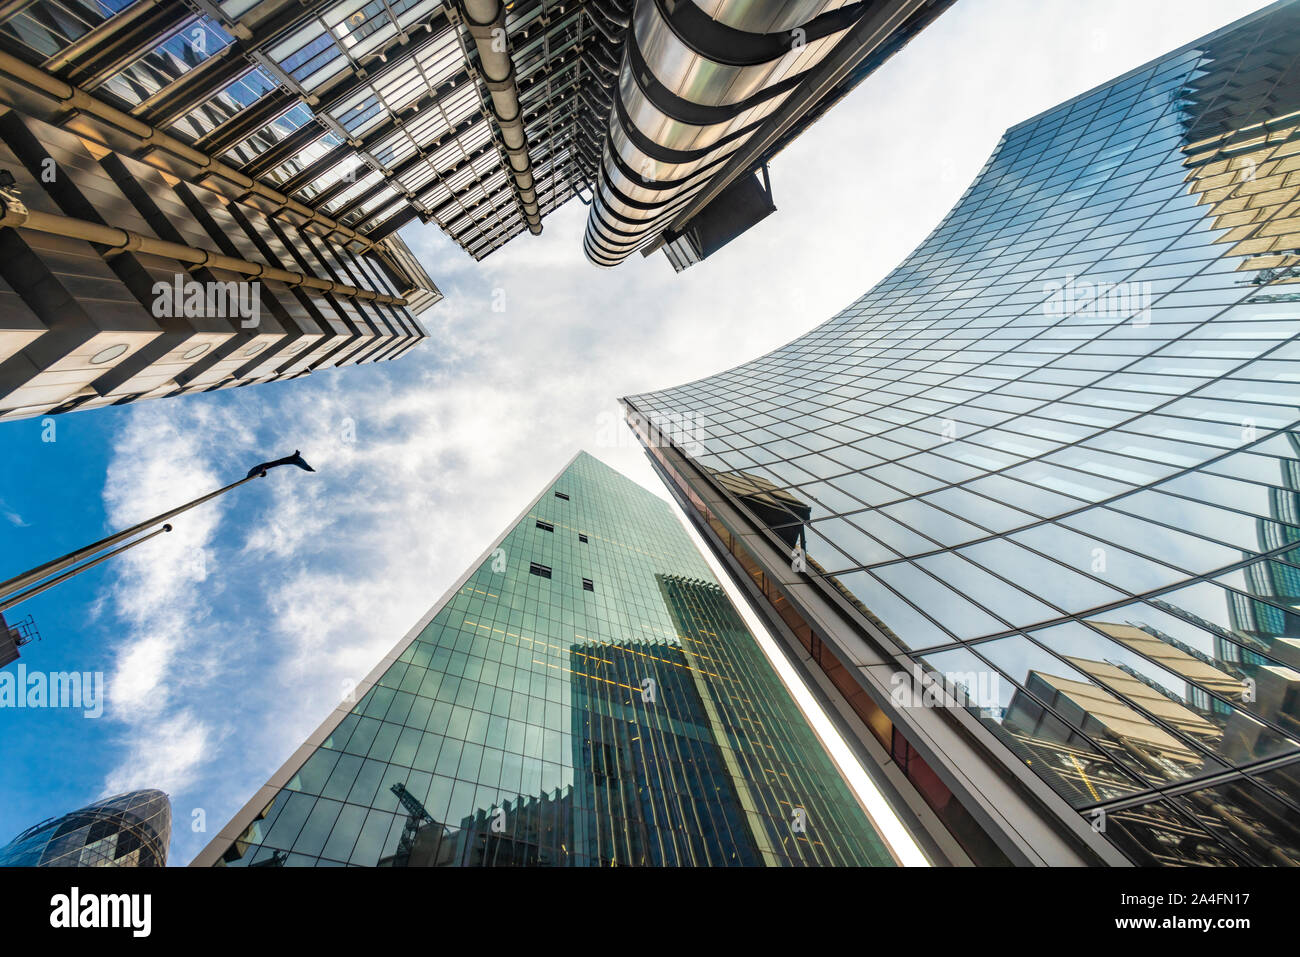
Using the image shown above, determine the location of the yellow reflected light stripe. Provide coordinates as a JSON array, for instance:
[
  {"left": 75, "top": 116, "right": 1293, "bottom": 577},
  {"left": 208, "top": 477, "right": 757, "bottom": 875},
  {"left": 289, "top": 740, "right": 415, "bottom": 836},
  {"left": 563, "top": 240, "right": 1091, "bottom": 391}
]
[{"left": 533, "top": 659, "right": 639, "bottom": 693}]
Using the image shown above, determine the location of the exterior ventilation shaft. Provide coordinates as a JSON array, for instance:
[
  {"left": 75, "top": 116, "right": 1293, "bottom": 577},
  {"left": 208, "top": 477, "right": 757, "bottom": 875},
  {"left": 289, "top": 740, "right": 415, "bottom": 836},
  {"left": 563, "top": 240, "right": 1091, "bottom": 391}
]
[
  {"left": 583, "top": 0, "right": 868, "bottom": 266},
  {"left": 462, "top": 0, "right": 542, "bottom": 235}
]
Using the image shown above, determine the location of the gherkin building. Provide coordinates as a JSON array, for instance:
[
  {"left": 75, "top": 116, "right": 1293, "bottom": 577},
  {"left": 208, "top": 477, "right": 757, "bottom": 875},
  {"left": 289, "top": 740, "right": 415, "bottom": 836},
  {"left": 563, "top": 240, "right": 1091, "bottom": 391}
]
[{"left": 0, "top": 789, "right": 171, "bottom": 867}]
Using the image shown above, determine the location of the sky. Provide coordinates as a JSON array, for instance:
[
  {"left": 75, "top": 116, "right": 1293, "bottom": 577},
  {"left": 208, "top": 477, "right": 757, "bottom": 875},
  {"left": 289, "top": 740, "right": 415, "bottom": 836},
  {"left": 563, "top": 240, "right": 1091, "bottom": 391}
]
[{"left": 0, "top": 0, "right": 1275, "bottom": 866}]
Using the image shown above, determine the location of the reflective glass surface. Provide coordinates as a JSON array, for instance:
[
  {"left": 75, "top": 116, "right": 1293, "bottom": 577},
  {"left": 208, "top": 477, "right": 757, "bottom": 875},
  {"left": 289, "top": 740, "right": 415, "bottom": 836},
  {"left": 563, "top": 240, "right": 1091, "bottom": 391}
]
[
  {"left": 627, "top": 4, "right": 1300, "bottom": 864},
  {"left": 208, "top": 453, "right": 891, "bottom": 866}
]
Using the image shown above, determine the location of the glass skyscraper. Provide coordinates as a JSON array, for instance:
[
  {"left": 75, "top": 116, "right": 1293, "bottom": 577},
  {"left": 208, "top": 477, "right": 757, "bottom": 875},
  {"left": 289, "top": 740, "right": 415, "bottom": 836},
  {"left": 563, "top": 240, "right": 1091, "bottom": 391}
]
[
  {"left": 625, "top": 1, "right": 1300, "bottom": 866},
  {"left": 0, "top": 789, "right": 171, "bottom": 866},
  {"left": 193, "top": 451, "right": 893, "bottom": 866}
]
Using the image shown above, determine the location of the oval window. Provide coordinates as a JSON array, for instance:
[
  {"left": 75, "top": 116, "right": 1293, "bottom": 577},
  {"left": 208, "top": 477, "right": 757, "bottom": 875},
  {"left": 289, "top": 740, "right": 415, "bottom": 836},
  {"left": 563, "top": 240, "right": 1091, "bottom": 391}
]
[{"left": 90, "top": 344, "right": 129, "bottom": 364}]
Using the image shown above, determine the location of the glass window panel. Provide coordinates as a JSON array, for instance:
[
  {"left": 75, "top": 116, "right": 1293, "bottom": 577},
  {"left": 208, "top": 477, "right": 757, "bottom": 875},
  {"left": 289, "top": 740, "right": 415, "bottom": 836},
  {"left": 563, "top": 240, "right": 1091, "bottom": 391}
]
[
  {"left": 1159, "top": 778, "right": 1300, "bottom": 866},
  {"left": 874, "top": 562, "right": 1007, "bottom": 639},
  {"left": 1011, "top": 522, "right": 1186, "bottom": 594},
  {"left": 1100, "top": 796, "right": 1249, "bottom": 866},
  {"left": 1058, "top": 506, "right": 1240, "bottom": 576},
  {"left": 958, "top": 537, "right": 1125, "bottom": 612},
  {"left": 836, "top": 571, "right": 955, "bottom": 650},
  {"left": 917, "top": 551, "right": 1059, "bottom": 627}
]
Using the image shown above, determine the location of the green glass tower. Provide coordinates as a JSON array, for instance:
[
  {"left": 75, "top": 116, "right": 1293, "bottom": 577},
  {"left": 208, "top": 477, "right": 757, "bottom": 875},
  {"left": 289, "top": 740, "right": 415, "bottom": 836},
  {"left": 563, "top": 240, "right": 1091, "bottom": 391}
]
[{"left": 193, "top": 452, "right": 892, "bottom": 866}]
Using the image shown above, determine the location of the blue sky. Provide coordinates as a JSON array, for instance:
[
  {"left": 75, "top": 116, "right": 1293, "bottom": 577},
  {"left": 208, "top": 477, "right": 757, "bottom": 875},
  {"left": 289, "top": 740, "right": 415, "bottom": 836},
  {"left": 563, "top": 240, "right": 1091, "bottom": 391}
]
[{"left": 0, "top": 0, "right": 1272, "bottom": 865}]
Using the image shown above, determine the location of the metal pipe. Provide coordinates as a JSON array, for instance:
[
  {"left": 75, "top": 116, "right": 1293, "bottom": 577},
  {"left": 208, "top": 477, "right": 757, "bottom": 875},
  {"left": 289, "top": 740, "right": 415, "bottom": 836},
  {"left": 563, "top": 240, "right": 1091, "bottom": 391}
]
[
  {"left": 585, "top": 8, "right": 622, "bottom": 45},
  {"left": 460, "top": 0, "right": 542, "bottom": 235},
  {"left": 594, "top": 1, "right": 630, "bottom": 29},
  {"left": 588, "top": 43, "right": 621, "bottom": 78},
  {"left": 40, "top": 0, "right": 165, "bottom": 74},
  {"left": 0, "top": 191, "right": 406, "bottom": 306},
  {"left": 583, "top": 0, "right": 868, "bottom": 266},
  {"left": 0, "top": 1, "right": 37, "bottom": 21},
  {"left": 0, "top": 475, "right": 260, "bottom": 604},
  {"left": 652, "top": 0, "right": 932, "bottom": 249},
  {"left": 0, "top": 451, "right": 313, "bottom": 608},
  {"left": 0, "top": 524, "right": 172, "bottom": 615}
]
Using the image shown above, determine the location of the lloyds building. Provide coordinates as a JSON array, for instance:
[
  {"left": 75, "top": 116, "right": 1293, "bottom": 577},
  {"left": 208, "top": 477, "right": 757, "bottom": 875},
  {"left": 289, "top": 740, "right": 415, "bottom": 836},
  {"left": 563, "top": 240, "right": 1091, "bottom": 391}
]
[
  {"left": 626, "top": 0, "right": 1300, "bottom": 865},
  {"left": 193, "top": 452, "right": 895, "bottom": 867},
  {"left": 0, "top": 0, "right": 954, "bottom": 420}
]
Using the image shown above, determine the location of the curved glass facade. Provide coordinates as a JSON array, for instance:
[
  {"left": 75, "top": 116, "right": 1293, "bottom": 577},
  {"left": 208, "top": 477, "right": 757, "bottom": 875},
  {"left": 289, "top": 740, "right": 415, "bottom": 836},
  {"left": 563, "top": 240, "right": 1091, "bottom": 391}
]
[
  {"left": 0, "top": 789, "right": 171, "bottom": 867},
  {"left": 626, "top": 2, "right": 1300, "bottom": 865},
  {"left": 197, "top": 452, "right": 892, "bottom": 867}
]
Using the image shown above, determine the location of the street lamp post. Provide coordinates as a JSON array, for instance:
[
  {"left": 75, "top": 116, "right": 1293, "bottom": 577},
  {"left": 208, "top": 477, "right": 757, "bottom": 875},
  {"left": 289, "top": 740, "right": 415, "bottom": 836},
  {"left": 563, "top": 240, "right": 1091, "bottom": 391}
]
[
  {"left": 0, "top": 451, "right": 315, "bottom": 616},
  {"left": 0, "top": 523, "right": 175, "bottom": 613}
]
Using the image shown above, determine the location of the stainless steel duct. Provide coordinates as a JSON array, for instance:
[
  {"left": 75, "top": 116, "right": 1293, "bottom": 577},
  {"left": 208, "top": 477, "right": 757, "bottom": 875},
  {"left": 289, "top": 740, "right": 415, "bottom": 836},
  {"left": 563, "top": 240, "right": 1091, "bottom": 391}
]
[
  {"left": 586, "top": 5, "right": 624, "bottom": 44},
  {"left": 461, "top": 0, "right": 542, "bottom": 235},
  {"left": 583, "top": 0, "right": 868, "bottom": 266}
]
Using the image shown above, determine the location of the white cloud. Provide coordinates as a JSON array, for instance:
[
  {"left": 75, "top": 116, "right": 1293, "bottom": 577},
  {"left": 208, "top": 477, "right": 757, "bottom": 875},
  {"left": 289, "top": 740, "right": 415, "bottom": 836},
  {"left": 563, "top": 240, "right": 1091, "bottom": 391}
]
[
  {"left": 100, "top": 408, "right": 236, "bottom": 717},
  {"left": 0, "top": 498, "right": 29, "bottom": 527},
  {"left": 103, "top": 709, "right": 214, "bottom": 798}
]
